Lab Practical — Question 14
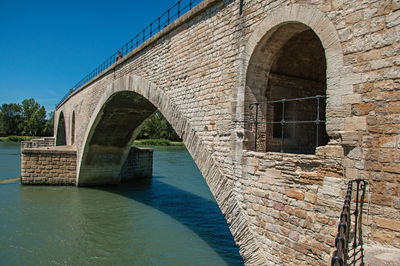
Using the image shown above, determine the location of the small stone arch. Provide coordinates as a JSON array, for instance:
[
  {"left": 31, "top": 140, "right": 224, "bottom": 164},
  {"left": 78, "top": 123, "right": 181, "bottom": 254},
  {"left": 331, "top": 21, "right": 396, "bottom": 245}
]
[
  {"left": 238, "top": 4, "right": 346, "bottom": 153},
  {"left": 56, "top": 111, "right": 66, "bottom": 146},
  {"left": 77, "top": 75, "right": 189, "bottom": 186},
  {"left": 71, "top": 111, "right": 75, "bottom": 145}
]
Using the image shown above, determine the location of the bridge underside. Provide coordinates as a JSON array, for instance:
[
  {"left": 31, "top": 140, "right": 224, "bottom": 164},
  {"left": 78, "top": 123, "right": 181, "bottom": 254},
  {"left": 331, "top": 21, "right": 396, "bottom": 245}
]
[{"left": 79, "top": 91, "right": 156, "bottom": 186}]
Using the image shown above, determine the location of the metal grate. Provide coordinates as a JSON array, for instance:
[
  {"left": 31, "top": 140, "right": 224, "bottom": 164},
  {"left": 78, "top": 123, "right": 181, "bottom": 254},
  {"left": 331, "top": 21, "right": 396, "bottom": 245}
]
[
  {"left": 56, "top": 0, "right": 202, "bottom": 108},
  {"left": 331, "top": 179, "right": 368, "bottom": 266},
  {"left": 249, "top": 95, "right": 326, "bottom": 153}
]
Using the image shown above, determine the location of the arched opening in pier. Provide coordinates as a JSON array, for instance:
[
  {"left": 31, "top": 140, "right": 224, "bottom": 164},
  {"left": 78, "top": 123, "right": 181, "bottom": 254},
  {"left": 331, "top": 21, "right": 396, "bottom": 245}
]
[
  {"left": 71, "top": 111, "right": 75, "bottom": 145},
  {"left": 79, "top": 91, "right": 156, "bottom": 185},
  {"left": 56, "top": 111, "right": 66, "bottom": 146},
  {"left": 244, "top": 23, "right": 329, "bottom": 154}
]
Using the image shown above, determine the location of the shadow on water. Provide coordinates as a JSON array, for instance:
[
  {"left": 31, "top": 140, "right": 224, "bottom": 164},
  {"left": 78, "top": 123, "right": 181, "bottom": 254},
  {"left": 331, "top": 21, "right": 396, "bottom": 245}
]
[{"left": 93, "top": 176, "right": 244, "bottom": 266}]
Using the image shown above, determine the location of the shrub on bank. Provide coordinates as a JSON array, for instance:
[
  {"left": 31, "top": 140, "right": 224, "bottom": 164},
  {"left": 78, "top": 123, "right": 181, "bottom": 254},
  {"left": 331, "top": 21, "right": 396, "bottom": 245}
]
[
  {"left": 0, "top": 136, "right": 39, "bottom": 142},
  {"left": 8, "top": 136, "right": 26, "bottom": 142},
  {"left": 133, "top": 139, "right": 184, "bottom": 146}
]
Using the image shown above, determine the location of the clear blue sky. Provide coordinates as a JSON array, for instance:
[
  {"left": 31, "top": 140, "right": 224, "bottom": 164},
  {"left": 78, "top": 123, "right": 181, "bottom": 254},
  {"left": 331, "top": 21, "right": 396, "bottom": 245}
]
[{"left": 0, "top": 0, "right": 179, "bottom": 113}]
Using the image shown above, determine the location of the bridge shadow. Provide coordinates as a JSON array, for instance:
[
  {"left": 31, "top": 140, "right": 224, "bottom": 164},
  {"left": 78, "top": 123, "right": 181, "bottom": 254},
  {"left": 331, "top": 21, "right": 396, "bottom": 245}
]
[{"left": 92, "top": 175, "right": 244, "bottom": 266}]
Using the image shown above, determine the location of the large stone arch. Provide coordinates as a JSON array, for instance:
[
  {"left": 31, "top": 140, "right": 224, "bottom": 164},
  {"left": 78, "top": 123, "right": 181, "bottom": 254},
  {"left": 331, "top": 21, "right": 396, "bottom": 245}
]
[
  {"left": 237, "top": 4, "right": 347, "bottom": 145},
  {"left": 77, "top": 75, "right": 262, "bottom": 263},
  {"left": 77, "top": 75, "right": 188, "bottom": 185}
]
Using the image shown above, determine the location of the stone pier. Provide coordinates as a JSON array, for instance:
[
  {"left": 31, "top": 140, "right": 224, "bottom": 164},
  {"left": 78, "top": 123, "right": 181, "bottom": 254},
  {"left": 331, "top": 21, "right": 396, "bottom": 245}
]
[
  {"left": 21, "top": 138, "right": 153, "bottom": 185},
  {"left": 21, "top": 144, "right": 77, "bottom": 185}
]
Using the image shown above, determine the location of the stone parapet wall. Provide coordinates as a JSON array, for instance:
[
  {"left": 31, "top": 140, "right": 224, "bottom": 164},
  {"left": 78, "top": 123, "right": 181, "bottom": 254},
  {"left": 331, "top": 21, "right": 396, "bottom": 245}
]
[
  {"left": 21, "top": 137, "right": 55, "bottom": 149},
  {"left": 21, "top": 147, "right": 77, "bottom": 185},
  {"left": 242, "top": 141, "right": 400, "bottom": 265},
  {"left": 120, "top": 147, "right": 153, "bottom": 181}
]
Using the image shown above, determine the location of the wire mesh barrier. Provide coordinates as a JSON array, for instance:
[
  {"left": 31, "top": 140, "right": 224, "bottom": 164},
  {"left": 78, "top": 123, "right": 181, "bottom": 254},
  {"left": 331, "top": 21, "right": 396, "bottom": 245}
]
[
  {"left": 249, "top": 95, "right": 327, "bottom": 153},
  {"left": 331, "top": 179, "right": 368, "bottom": 266},
  {"left": 56, "top": 0, "right": 202, "bottom": 108}
]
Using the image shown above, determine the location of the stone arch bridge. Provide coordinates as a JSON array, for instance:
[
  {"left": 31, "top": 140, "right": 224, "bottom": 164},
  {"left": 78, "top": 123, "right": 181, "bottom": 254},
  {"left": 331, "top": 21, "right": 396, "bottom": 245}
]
[{"left": 21, "top": 0, "right": 400, "bottom": 264}]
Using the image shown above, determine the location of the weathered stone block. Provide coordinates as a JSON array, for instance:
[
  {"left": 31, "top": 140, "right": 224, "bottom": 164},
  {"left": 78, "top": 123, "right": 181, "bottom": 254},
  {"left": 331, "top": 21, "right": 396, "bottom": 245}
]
[
  {"left": 375, "top": 217, "right": 400, "bottom": 232},
  {"left": 304, "top": 192, "right": 317, "bottom": 204},
  {"left": 372, "top": 229, "right": 394, "bottom": 244},
  {"left": 294, "top": 208, "right": 307, "bottom": 219},
  {"left": 344, "top": 116, "right": 367, "bottom": 131},
  {"left": 316, "top": 145, "right": 344, "bottom": 158},
  {"left": 339, "top": 131, "right": 359, "bottom": 146},
  {"left": 286, "top": 189, "right": 305, "bottom": 200}
]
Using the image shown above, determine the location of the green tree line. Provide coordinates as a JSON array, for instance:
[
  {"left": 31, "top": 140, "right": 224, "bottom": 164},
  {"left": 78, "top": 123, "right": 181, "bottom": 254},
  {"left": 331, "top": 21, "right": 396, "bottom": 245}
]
[
  {"left": 1, "top": 100, "right": 179, "bottom": 140},
  {"left": 137, "top": 111, "right": 180, "bottom": 141},
  {"left": 0, "top": 98, "right": 53, "bottom": 136}
]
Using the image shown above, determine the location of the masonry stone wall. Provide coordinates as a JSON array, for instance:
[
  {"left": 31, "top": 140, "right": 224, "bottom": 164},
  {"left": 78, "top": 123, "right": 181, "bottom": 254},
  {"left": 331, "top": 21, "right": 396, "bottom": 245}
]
[
  {"left": 53, "top": 0, "right": 400, "bottom": 264},
  {"left": 21, "top": 139, "right": 153, "bottom": 186},
  {"left": 241, "top": 146, "right": 348, "bottom": 265},
  {"left": 21, "top": 147, "right": 77, "bottom": 185},
  {"left": 120, "top": 147, "right": 153, "bottom": 181}
]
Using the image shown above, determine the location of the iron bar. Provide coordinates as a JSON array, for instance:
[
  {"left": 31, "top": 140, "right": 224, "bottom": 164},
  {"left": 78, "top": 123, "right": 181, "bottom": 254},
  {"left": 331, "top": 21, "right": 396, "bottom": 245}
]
[
  {"left": 253, "top": 95, "right": 326, "bottom": 105},
  {"left": 280, "top": 100, "right": 285, "bottom": 153},
  {"left": 316, "top": 96, "right": 320, "bottom": 148},
  {"left": 239, "top": 0, "right": 244, "bottom": 15},
  {"left": 258, "top": 120, "right": 326, "bottom": 125},
  {"left": 353, "top": 181, "right": 360, "bottom": 249},
  {"left": 331, "top": 179, "right": 368, "bottom": 266},
  {"left": 254, "top": 103, "right": 259, "bottom": 151},
  {"left": 249, "top": 95, "right": 326, "bottom": 153}
]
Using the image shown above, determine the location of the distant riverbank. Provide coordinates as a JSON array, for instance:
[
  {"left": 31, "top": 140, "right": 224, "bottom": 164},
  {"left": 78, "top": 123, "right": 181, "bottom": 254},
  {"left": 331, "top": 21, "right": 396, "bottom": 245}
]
[
  {"left": 133, "top": 139, "right": 184, "bottom": 146},
  {"left": 0, "top": 136, "right": 40, "bottom": 142},
  {"left": 0, "top": 137, "right": 184, "bottom": 146}
]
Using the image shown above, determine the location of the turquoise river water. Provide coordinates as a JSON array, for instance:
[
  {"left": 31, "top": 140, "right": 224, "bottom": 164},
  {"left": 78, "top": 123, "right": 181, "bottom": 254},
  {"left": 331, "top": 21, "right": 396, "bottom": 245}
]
[{"left": 0, "top": 142, "right": 243, "bottom": 265}]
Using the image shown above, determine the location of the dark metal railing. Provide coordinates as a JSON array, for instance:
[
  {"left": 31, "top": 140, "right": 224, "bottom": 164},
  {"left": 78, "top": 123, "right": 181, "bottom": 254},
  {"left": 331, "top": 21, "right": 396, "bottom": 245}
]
[
  {"left": 250, "top": 95, "right": 326, "bottom": 152},
  {"left": 56, "top": 0, "right": 202, "bottom": 108},
  {"left": 331, "top": 179, "right": 368, "bottom": 266}
]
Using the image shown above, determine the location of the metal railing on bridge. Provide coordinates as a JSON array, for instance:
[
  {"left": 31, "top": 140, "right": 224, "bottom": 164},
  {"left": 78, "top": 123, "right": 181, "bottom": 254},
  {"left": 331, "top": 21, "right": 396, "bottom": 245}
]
[
  {"left": 331, "top": 179, "right": 369, "bottom": 266},
  {"left": 57, "top": 0, "right": 202, "bottom": 108},
  {"left": 249, "top": 95, "right": 326, "bottom": 153}
]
